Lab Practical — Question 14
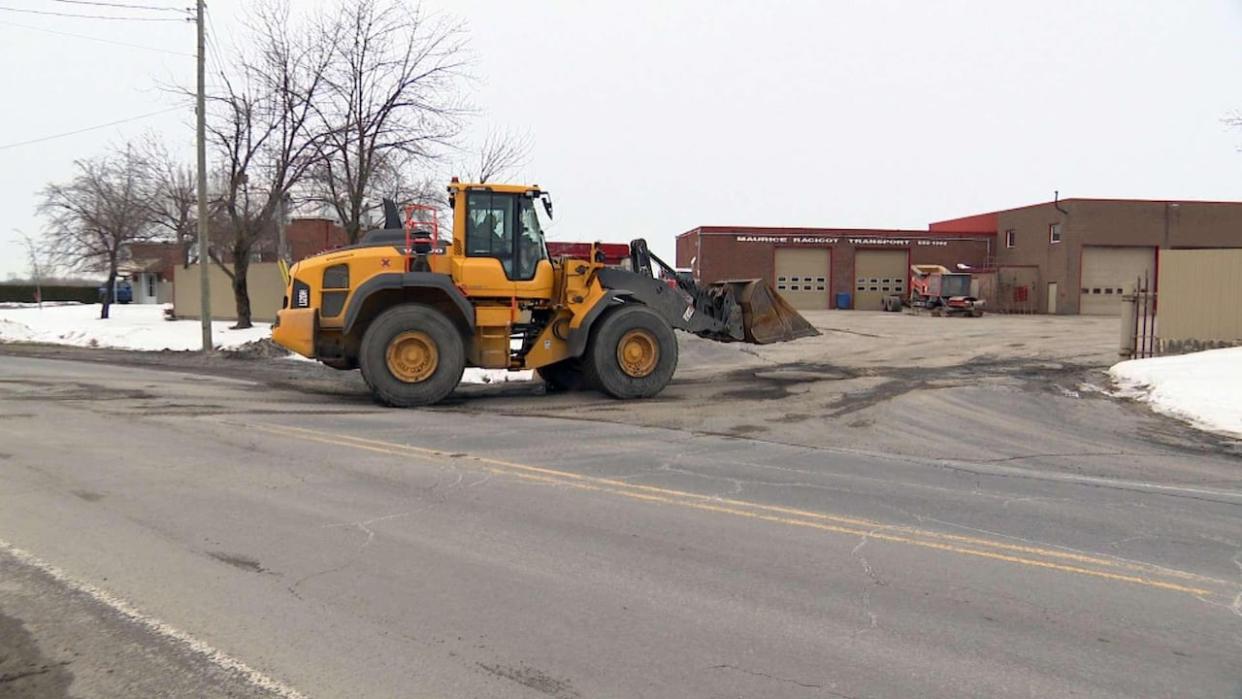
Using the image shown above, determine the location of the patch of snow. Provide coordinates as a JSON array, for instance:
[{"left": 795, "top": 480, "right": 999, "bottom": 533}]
[
  {"left": 0, "top": 303, "right": 538, "bottom": 385},
  {"left": 0, "top": 303, "right": 269, "bottom": 351},
  {"left": 1110, "top": 347, "right": 1242, "bottom": 438},
  {"left": 1076, "top": 382, "right": 1108, "bottom": 396},
  {"left": 464, "top": 368, "right": 534, "bottom": 384},
  {"left": 279, "top": 352, "right": 318, "bottom": 363},
  {"left": 0, "top": 301, "right": 85, "bottom": 309}
]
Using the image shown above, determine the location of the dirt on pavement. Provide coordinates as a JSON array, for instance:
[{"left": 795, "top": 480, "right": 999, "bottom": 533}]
[{"left": 2, "top": 310, "right": 1238, "bottom": 483}]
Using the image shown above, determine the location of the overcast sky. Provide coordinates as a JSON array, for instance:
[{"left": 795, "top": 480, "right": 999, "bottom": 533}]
[{"left": 2, "top": 0, "right": 1240, "bottom": 279}]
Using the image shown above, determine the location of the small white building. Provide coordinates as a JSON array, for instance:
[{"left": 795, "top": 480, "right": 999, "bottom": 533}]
[{"left": 118, "top": 242, "right": 184, "bottom": 304}]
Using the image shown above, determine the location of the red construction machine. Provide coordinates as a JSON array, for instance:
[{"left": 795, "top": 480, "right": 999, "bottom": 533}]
[{"left": 884, "top": 265, "right": 984, "bottom": 317}]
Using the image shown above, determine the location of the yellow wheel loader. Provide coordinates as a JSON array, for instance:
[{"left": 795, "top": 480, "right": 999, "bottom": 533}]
[{"left": 271, "top": 180, "right": 818, "bottom": 407}]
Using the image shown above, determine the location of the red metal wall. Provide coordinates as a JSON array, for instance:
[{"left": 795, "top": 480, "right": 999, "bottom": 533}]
[
  {"left": 546, "top": 242, "right": 631, "bottom": 265},
  {"left": 929, "top": 212, "right": 999, "bottom": 234}
]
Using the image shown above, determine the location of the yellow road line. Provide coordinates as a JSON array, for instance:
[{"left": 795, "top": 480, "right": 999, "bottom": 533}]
[
  {"left": 258, "top": 423, "right": 1225, "bottom": 584},
  {"left": 248, "top": 422, "right": 1227, "bottom": 599}
]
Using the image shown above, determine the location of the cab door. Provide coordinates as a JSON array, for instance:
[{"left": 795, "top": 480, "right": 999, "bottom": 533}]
[
  {"left": 513, "top": 193, "right": 555, "bottom": 299},
  {"left": 453, "top": 189, "right": 553, "bottom": 299}
]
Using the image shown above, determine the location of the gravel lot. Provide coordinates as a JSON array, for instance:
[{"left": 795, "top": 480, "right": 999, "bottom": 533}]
[{"left": 4, "top": 309, "right": 1235, "bottom": 483}]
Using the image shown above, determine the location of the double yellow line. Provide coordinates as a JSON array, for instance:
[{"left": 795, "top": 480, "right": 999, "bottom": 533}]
[{"left": 249, "top": 422, "right": 1237, "bottom": 601}]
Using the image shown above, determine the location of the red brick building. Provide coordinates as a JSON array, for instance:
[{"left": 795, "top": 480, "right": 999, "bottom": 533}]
[
  {"left": 675, "top": 227, "right": 993, "bottom": 311},
  {"left": 676, "top": 197, "right": 1242, "bottom": 314},
  {"left": 931, "top": 198, "right": 1242, "bottom": 315},
  {"left": 286, "top": 218, "right": 350, "bottom": 262}
]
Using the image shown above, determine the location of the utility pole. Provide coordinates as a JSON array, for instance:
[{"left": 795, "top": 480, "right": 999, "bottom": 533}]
[{"left": 195, "top": 0, "right": 212, "bottom": 352}]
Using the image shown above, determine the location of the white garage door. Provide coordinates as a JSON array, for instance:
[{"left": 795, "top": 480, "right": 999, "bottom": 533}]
[
  {"left": 1080, "top": 246, "right": 1155, "bottom": 316},
  {"left": 854, "top": 250, "right": 908, "bottom": 311},
  {"left": 774, "top": 248, "right": 830, "bottom": 310}
]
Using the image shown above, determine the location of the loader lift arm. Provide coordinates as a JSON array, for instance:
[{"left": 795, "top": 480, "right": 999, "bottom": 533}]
[{"left": 605, "top": 238, "right": 820, "bottom": 344}]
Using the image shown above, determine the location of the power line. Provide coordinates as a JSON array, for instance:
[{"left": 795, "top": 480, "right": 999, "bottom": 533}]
[
  {"left": 0, "top": 19, "right": 192, "bottom": 55},
  {"left": 203, "top": 7, "right": 230, "bottom": 85},
  {"left": 0, "top": 106, "right": 183, "bottom": 151},
  {"left": 0, "top": 5, "right": 186, "bottom": 21},
  {"left": 52, "top": 0, "right": 185, "bottom": 12},
  {"left": 204, "top": 7, "right": 225, "bottom": 67}
]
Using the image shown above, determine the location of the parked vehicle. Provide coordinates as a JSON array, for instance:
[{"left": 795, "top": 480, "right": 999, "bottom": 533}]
[
  {"left": 98, "top": 280, "right": 133, "bottom": 304},
  {"left": 883, "top": 265, "right": 983, "bottom": 316}
]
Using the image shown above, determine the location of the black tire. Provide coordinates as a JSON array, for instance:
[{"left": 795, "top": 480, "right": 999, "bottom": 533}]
[
  {"left": 582, "top": 304, "right": 678, "bottom": 399},
  {"left": 358, "top": 303, "right": 465, "bottom": 407},
  {"left": 537, "top": 358, "right": 588, "bottom": 392}
]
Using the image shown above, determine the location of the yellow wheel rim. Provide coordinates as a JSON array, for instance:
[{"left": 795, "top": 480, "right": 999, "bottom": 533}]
[
  {"left": 386, "top": 331, "right": 438, "bottom": 383},
  {"left": 616, "top": 329, "right": 659, "bottom": 378}
]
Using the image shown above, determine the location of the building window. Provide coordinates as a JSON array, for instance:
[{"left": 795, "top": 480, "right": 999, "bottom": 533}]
[
  {"left": 1005, "top": 229, "right": 1016, "bottom": 248},
  {"left": 1049, "top": 223, "right": 1062, "bottom": 244}
]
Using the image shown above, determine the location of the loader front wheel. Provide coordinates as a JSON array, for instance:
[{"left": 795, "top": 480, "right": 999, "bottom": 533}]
[
  {"left": 584, "top": 305, "right": 678, "bottom": 399},
  {"left": 359, "top": 303, "right": 464, "bottom": 407}
]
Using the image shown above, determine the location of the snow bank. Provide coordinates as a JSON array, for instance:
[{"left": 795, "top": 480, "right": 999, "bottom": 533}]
[
  {"left": 0, "top": 303, "right": 532, "bottom": 385},
  {"left": 0, "top": 303, "right": 268, "bottom": 351},
  {"left": 0, "top": 301, "right": 86, "bottom": 310},
  {"left": 1110, "top": 347, "right": 1242, "bottom": 438}
]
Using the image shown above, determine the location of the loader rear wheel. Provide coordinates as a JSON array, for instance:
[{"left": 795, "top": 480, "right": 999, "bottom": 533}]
[
  {"left": 584, "top": 305, "right": 678, "bottom": 399},
  {"left": 359, "top": 303, "right": 464, "bottom": 407},
  {"left": 537, "top": 358, "right": 587, "bottom": 392}
]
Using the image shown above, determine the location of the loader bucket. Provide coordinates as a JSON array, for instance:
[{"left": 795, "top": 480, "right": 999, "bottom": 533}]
[{"left": 712, "top": 279, "right": 820, "bottom": 344}]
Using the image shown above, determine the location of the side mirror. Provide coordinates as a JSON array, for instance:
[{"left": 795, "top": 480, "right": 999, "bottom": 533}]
[{"left": 541, "top": 194, "right": 554, "bottom": 220}]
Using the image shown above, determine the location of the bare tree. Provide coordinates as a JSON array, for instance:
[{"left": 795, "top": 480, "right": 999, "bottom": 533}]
[
  {"left": 203, "top": 0, "right": 337, "bottom": 328},
  {"left": 309, "top": 0, "right": 468, "bottom": 244},
  {"left": 142, "top": 137, "right": 197, "bottom": 267},
  {"left": 475, "top": 127, "right": 531, "bottom": 184},
  {"left": 13, "top": 230, "right": 52, "bottom": 308},
  {"left": 363, "top": 155, "right": 445, "bottom": 220},
  {"left": 38, "top": 147, "right": 157, "bottom": 319}
]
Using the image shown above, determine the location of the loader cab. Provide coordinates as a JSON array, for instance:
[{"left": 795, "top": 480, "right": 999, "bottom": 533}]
[{"left": 449, "top": 181, "right": 555, "bottom": 297}]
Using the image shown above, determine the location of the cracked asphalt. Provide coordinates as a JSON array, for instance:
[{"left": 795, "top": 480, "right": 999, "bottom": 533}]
[{"left": 1, "top": 316, "right": 1241, "bottom": 697}]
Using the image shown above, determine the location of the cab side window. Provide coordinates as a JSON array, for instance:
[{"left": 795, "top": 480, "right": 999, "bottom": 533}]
[
  {"left": 466, "top": 192, "right": 516, "bottom": 276},
  {"left": 516, "top": 198, "right": 546, "bottom": 280}
]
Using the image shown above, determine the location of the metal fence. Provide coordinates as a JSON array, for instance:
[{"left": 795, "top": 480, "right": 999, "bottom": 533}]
[{"left": 1120, "top": 272, "right": 1157, "bottom": 359}]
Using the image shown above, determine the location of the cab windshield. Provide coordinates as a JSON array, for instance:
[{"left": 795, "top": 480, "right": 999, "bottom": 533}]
[{"left": 466, "top": 190, "right": 549, "bottom": 281}]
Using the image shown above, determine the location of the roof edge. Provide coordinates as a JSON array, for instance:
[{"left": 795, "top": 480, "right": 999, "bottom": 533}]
[
  {"left": 681, "top": 225, "right": 995, "bottom": 238},
  {"left": 931, "top": 196, "right": 1242, "bottom": 227}
]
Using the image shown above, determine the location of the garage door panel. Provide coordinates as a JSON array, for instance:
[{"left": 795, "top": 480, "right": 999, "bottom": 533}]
[
  {"left": 1081, "top": 246, "right": 1154, "bottom": 316},
  {"left": 854, "top": 250, "right": 908, "bottom": 311},
  {"left": 775, "top": 248, "right": 830, "bottom": 310}
]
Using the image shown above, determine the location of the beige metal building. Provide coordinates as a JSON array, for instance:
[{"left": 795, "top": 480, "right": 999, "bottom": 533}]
[
  {"left": 174, "top": 263, "right": 285, "bottom": 323},
  {"left": 1155, "top": 249, "right": 1242, "bottom": 353}
]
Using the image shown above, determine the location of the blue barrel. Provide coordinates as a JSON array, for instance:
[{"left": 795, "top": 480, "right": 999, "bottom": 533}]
[{"left": 835, "top": 292, "right": 852, "bottom": 309}]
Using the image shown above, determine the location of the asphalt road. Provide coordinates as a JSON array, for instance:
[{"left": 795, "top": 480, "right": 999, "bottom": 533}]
[{"left": 0, "top": 355, "right": 1239, "bottom": 698}]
